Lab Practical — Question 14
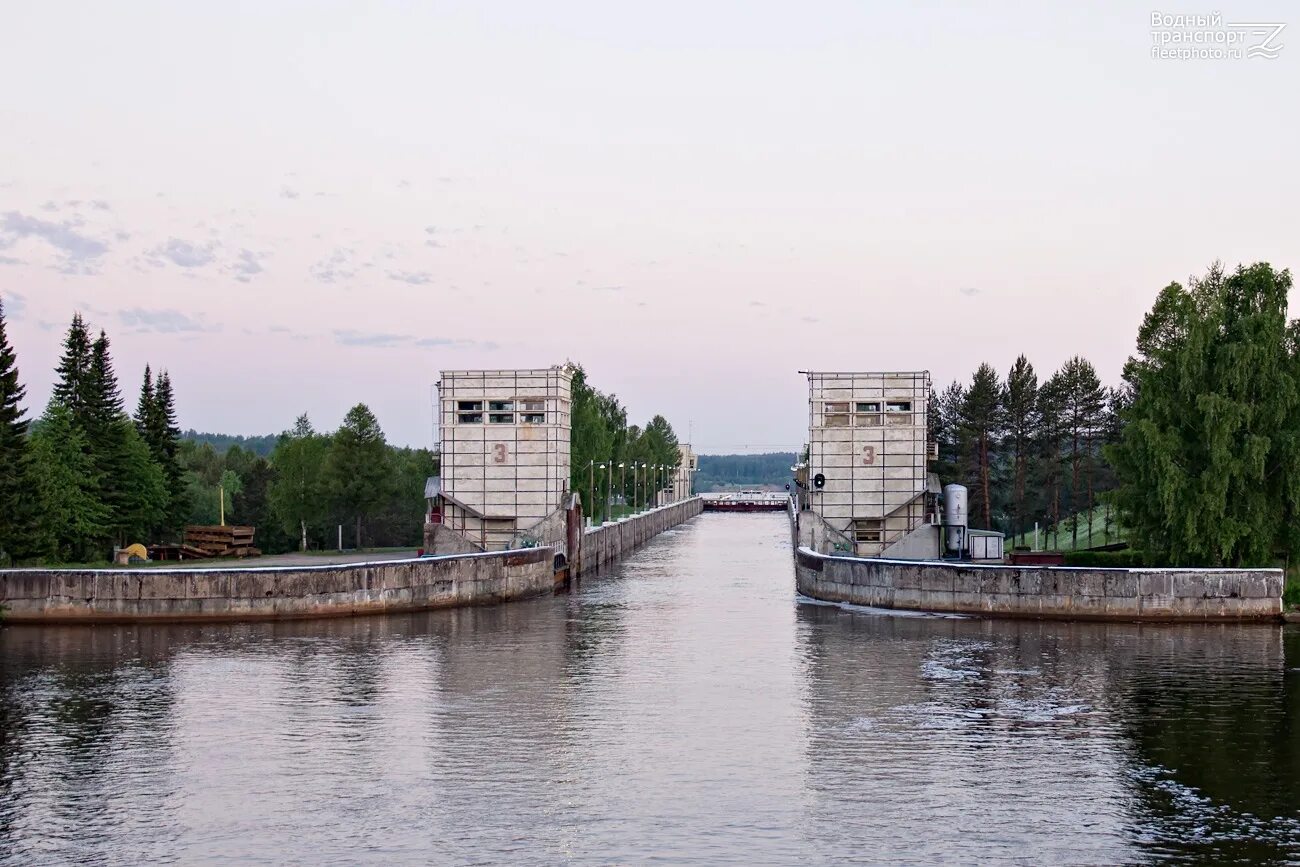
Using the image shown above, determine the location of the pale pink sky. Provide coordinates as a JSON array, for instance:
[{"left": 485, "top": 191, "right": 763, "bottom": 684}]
[{"left": 1, "top": 2, "right": 1296, "bottom": 451}]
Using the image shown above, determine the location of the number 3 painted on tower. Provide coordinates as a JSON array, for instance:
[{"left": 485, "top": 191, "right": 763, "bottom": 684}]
[
  {"left": 493, "top": 443, "right": 509, "bottom": 464},
  {"left": 862, "top": 445, "right": 876, "bottom": 465}
]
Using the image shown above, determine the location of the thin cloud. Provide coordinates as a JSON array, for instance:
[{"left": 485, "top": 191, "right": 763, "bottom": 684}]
[
  {"left": 230, "top": 248, "right": 265, "bottom": 283},
  {"left": 387, "top": 270, "right": 432, "bottom": 285},
  {"left": 334, "top": 329, "right": 412, "bottom": 348},
  {"left": 148, "top": 237, "right": 217, "bottom": 268},
  {"left": 333, "top": 330, "right": 494, "bottom": 350},
  {"left": 959, "top": 287, "right": 980, "bottom": 297},
  {"left": 590, "top": 285, "right": 624, "bottom": 293},
  {"left": 0, "top": 255, "right": 23, "bottom": 266},
  {"left": 119, "top": 307, "right": 219, "bottom": 333},
  {"left": 280, "top": 186, "right": 300, "bottom": 199},
  {"left": 310, "top": 248, "right": 355, "bottom": 284},
  {"left": 0, "top": 210, "right": 110, "bottom": 273},
  {"left": 1, "top": 291, "right": 25, "bottom": 320}
]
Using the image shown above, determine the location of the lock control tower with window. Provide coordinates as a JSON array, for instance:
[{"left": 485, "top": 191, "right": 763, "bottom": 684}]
[
  {"left": 426, "top": 367, "right": 573, "bottom": 553},
  {"left": 797, "top": 370, "right": 940, "bottom": 558}
]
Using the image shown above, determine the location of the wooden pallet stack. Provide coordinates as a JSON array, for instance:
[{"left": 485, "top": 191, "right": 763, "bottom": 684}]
[{"left": 184, "top": 525, "right": 261, "bottom": 558}]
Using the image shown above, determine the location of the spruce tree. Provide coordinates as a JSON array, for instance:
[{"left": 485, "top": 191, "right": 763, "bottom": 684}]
[
  {"left": 151, "top": 370, "right": 186, "bottom": 535},
  {"left": 325, "top": 404, "right": 392, "bottom": 548},
  {"left": 52, "top": 313, "right": 93, "bottom": 420},
  {"left": 135, "top": 365, "right": 155, "bottom": 440},
  {"left": 0, "top": 296, "right": 32, "bottom": 563},
  {"left": 28, "top": 403, "right": 111, "bottom": 562}
]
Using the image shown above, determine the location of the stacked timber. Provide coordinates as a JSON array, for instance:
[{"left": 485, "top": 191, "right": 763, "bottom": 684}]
[{"left": 184, "top": 525, "right": 260, "bottom": 558}]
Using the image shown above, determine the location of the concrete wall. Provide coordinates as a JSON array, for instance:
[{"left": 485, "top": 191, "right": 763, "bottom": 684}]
[
  {"left": 0, "top": 548, "right": 554, "bottom": 624},
  {"left": 579, "top": 497, "right": 704, "bottom": 576},
  {"left": 795, "top": 546, "right": 1283, "bottom": 622}
]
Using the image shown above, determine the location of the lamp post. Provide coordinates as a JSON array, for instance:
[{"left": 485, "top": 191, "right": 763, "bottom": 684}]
[
  {"left": 619, "top": 462, "right": 626, "bottom": 517},
  {"left": 607, "top": 460, "right": 613, "bottom": 521},
  {"left": 596, "top": 463, "right": 606, "bottom": 523},
  {"left": 587, "top": 460, "right": 595, "bottom": 527}
]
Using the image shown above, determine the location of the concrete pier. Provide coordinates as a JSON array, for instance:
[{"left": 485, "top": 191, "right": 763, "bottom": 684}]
[
  {"left": 0, "top": 497, "right": 704, "bottom": 624},
  {"left": 795, "top": 546, "right": 1284, "bottom": 622}
]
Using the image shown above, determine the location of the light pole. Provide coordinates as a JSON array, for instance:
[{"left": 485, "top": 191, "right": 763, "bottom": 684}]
[
  {"left": 587, "top": 460, "right": 595, "bottom": 527},
  {"left": 596, "top": 463, "right": 606, "bottom": 523},
  {"left": 607, "top": 460, "right": 613, "bottom": 521},
  {"left": 619, "top": 462, "right": 626, "bottom": 516}
]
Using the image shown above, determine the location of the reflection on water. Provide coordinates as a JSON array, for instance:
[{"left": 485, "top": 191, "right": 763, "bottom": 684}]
[{"left": 3, "top": 514, "right": 1299, "bottom": 864}]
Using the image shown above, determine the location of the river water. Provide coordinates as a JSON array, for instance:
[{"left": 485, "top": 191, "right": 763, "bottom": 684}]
[{"left": 3, "top": 513, "right": 1300, "bottom": 865}]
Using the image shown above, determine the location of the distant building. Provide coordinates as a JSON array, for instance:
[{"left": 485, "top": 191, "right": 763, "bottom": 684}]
[
  {"left": 427, "top": 367, "right": 573, "bottom": 553},
  {"left": 673, "top": 443, "right": 698, "bottom": 501}
]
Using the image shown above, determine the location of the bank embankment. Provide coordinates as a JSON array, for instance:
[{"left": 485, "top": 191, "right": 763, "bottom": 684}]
[{"left": 795, "top": 546, "right": 1283, "bottom": 622}]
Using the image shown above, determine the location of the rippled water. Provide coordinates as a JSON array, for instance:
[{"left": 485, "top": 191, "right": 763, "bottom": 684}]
[{"left": 4, "top": 514, "right": 1300, "bottom": 865}]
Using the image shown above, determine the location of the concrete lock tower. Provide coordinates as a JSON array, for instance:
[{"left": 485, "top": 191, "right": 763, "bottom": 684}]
[
  {"left": 798, "top": 371, "right": 938, "bottom": 557},
  {"left": 426, "top": 367, "right": 574, "bottom": 554}
]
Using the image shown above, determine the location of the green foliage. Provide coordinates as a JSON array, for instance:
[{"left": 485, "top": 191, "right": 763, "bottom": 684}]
[
  {"left": 325, "top": 403, "right": 392, "bottom": 547},
  {"left": 181, "top": 429, "right": 279, "bottom": 457},
  {"left": 957, "top": 362, "right": 1004, "bottom": 527},
  {"left": 268, "top": 414, "right": 330, "bottom": 550},
  {"left": 0, "top": 295, "right": 33, "bottom": 563},
  {"left": 1003, "top": 355, "right": 1039, "bottom": 540},
  {"left": 1062, "top": 549, "right": 1159, "bottom": 568},
  {"left": 1110, "top": 262, "right": 1299, "bottom": 567},
  {"left": 694, "top": 452, "right": 796, "bottom": 491},
  {"left": 52, "top": 313, "right": 92, "bottom": 417},
  {"left": 27, "top": 403, "right": 111, "bottom": 562}
]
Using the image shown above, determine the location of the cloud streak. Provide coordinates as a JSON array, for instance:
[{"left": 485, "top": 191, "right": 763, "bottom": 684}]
[
  {"left": 148, "top": 237, "right": 217, "bottom": 268},
  {"left": 332, "top": 330, "right": 494, "bottom": 350},
  {"left": 119, "top": 307, "right": 219, "bottom": 333},
  {"left": 0, "top": 210, "right": 110, "bottom": 273}
]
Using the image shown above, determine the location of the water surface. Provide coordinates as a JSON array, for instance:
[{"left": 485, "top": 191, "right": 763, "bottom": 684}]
[{"left": 3, "top": 514, "right": 1299, "bottom": 864}]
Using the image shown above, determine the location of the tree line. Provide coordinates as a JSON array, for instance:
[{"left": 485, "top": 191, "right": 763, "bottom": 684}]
[
  {"left": 934, "top": 260, "right": 1297, "bottom": 569},
  {"left": 569, "top": 364, "right": 682, "bottom": 523},
  {"left": 0, "top": 304, "right": 435, "bottom": 564},
  {"left": 694, "top": 453, "right": 796, "bottom": 491},
  {"left": 932, "top": 354, "right": 1122, "bottom": 549}
]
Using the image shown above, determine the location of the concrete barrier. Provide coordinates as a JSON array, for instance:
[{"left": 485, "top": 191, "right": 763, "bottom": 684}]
[
  {"left": 579, "top": 497, "right": 704, "bottom": 576},
  {"left": 795, "top": 546, "right": 1283, "bottom": 622},
  {"left": 0, "top": 548, "right": 554, "bottom": 624}
]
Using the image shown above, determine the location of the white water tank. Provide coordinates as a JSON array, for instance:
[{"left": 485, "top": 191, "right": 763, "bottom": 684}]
[{"left": 943, "top": 484, "right": 968, "bottom": 553}]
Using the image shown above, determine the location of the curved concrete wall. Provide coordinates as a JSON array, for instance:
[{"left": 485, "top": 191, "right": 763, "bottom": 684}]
[
  {"left": 0, "top": 548, "right": 553, "bottom": 624},
  {"left": 795, "top": 547, "right": 1283, "bottom": 621},
  {"left": 579, "top": 497, "right": 704, "bottom": 575}
]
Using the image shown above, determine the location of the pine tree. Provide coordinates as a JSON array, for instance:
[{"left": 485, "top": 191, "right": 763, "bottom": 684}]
[
  {"left": 0, "top": 296, "right": 32, "bottom": 563},
  {"left": 1036, "top": 373, "right": 1067, "bottom": 549},
  {"left": 1057, "top": 356, "right": 1106, "bottom": 549},
  {"left": 957, "top": 363, "right": 1004, "bottom": 529},
  {"left": 934, "top": 381, "right": 964, "bottom": 485},
  {"left": 325, "top": 404, "right": 392, "bottom": 547},
  {"left": 52, "top": 313, "right": 93, "bottom": 420},
  {"left": 1002, "top": 355, "right": 1039, "bottom": 543}
]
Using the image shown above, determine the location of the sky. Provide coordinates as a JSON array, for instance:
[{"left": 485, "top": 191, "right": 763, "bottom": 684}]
[{"left": 1, "top": 1, "right": 1296, "bottom": 453}]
